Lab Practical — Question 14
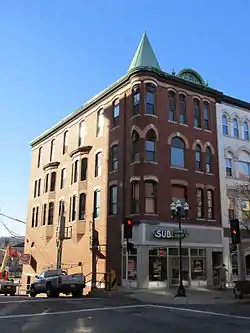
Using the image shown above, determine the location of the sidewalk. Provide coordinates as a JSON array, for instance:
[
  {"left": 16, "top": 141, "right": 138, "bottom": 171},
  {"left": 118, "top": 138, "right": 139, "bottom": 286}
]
[{"left": 121, "top": 287, "right": 248, "bottom": 305}]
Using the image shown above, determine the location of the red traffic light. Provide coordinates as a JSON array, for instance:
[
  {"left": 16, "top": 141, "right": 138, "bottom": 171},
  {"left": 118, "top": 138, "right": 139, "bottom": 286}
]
[
  {"left": 232, "top": 229, "right": 237, "bottom": 235},
  {"left": 127, "top": 219, "right": 132, "bottom": 225}
]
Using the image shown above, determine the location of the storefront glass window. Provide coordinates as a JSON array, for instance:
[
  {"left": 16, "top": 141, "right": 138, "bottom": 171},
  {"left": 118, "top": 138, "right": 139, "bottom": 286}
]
[
  {"left": 191, "top": 248, "right": 206, "bottom": 281},
  {"left": 122, "top": 247, "right": 137, "bottom": 280},
  {"left": 149, "top": 248, "right": 167, "bottom": 281}
]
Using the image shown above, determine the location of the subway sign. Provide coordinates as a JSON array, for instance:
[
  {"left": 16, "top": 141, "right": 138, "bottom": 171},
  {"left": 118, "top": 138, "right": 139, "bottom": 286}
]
[{"left": 153, "top": 229, "right": 188, "bottom": 240}]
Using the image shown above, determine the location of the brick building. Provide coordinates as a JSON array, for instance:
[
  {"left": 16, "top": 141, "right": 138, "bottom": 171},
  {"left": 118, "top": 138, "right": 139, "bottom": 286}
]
[{"left": 22, "top": 32, "right": 224, "bottom": 290}]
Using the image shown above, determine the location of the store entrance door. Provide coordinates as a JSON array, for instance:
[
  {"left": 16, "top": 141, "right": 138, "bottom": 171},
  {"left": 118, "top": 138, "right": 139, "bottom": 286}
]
[{"left": 170, "top": 257, "right": 189, "bottom": 287}]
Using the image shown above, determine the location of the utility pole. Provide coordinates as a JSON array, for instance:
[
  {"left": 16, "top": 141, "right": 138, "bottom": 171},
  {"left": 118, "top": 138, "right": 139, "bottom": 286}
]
[{"left": 56, "top": 214, "right": 65, "bottom": 270}]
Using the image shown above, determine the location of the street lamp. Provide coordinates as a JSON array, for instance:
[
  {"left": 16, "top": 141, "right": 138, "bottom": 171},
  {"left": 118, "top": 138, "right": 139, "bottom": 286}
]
[{"left": 171, "top": 200, "right": 189, "bottom": 297}]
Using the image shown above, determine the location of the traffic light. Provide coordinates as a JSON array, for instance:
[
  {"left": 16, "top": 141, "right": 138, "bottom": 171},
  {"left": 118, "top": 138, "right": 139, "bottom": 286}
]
[
  {"left": 123, "top": 217, "right": 133, "bottom": 239},
  {"left": 230, "top": 219, "right": 241, "bottom": 245}
]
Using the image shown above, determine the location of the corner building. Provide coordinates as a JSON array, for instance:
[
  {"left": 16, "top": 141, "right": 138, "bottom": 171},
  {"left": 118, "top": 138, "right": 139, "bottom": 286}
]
[{"left": 22, "top": 32, "right": 223, "bottom": 290}]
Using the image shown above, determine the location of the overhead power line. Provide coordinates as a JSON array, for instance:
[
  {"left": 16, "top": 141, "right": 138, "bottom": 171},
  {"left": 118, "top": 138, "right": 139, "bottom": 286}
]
[
  {"left": 0, "top": 213, "right": 26, "bottom": 225},
  {"left": 0, "top": 221, "right": 24, "bottom": 239}
]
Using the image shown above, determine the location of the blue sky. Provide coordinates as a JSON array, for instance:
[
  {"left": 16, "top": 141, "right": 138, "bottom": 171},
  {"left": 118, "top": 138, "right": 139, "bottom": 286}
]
[{"left": 0, "top": 0, "right": 249, "bottom": 236}]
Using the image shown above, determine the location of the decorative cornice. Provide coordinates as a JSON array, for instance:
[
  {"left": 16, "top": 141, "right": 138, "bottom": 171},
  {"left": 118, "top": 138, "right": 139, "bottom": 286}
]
[
  {"left": 69, "top": 145, "right": 92, "bottom": 158},
  {"left": 43, "top": 161, "right": 60, "bottom": 171}
]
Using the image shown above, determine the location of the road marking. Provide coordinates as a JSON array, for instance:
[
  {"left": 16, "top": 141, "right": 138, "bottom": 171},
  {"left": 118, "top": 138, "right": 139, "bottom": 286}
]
[
  {"left": 150, "top": 304, "right": 250, "bottom": 321},
  {"left": 0, "top": 304, "right": 148, "bottom": 320},
  {"left": 0, "top": 297, "right": 105, "bottom": 304}
]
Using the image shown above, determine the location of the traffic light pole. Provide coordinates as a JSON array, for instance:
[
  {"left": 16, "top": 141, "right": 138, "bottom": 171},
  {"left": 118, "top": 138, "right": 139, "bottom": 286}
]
[
  {"left": 56, "top": 214, "right": 65, "bottom": 270},
  {"left": 125, "top": 239, "right": 129, "bottom": 286},
  {"left": 237, "top": 243, "right": 246, "bottom": 281}
]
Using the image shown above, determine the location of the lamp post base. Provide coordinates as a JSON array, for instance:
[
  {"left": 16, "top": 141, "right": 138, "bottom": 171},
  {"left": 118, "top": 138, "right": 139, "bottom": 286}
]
[{"left": 175, "top": 284, "right": 186, "bottom": 297}]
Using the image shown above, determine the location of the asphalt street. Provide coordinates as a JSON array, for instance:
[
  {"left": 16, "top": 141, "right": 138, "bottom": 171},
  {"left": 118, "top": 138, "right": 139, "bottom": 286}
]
[{"left": 0, "top": 295, "right": 249, "bottom": 333}]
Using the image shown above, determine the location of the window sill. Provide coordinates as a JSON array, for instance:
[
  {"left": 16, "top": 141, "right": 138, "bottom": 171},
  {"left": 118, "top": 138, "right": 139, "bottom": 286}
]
[
  {"left": 207, "top": 219, "right": 216, "bottom": 222},
  {"left": 144, "top": 114, "right": 158, "bottom": 118},
  {"left": 195, "top": 170, "right": 204, "bottom": 174},
  {"left": 108, "top": 214, "right": 118, "bottom": 217},
  {"left": 168, "top": 120, "right": 177, "bottom": 124},
  {"left": 130, "top": 161, "right": 140, "bottom": 165},
  {"left": 131, "top": 114, "right": 140, "bottom": 120},
  {"left": 130, "top": 213, "right": 140, "bottom": 216},
  {"left": 144, "top": 213, "right": 158, "bottom": 216},
  {"left": 204, "top": 129, "right": 212, "bottom": 133},
  {"left": 179, "top": 123, "right": 188, "bottom": 127},
  {"left": 109, "top": 169, "right": 119, "bottom": 174},
  {"left": 170, "top": 166, "right": 188, "bottom": 171},
  {"left": 194, "top": 127, "right": 202, "bottom": 131},
  {"left": 110, "top": 125, "right": 120, "bottom": 131},
  {"left": 206, "top": 173, "right": 214, "bottom": 176},
  {"left": 144, "top": 161, "right": 158, "bottom": 165},
  {"left": 197, "top": 218, "right": 206, "bottom": 221}
]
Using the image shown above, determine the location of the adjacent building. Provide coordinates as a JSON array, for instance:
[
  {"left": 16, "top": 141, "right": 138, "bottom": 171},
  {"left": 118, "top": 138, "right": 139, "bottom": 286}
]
[
  {"left": 22, "top": 32, "right": 225, "bottom": 290},
  {"left": 217, "top": 97, "right": 250, "bottom": 280}
]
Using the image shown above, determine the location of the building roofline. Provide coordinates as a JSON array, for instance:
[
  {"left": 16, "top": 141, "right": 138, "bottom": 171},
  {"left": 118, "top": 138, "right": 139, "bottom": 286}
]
[
  {"left": 221, "top": 94, "right": 250, "bottom": 111},
  {"left": 30, "top": 67, "right": 250, "bottom": 147}
]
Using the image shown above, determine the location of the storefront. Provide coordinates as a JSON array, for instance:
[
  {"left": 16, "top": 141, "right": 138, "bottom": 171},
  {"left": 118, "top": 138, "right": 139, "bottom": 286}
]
[{"left": 122, "top": 221, "right": 224, "bottom": 289}]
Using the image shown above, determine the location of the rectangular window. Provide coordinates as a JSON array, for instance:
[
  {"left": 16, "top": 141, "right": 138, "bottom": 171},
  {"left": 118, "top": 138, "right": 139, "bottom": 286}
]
[
  {"left": 145, "top": 84, "right": 155, "bottom": 115},
  {"left": 197, "top": 188, "right": 204, "bottom": 218},
  {"left": 96, "top": 110, "right": 104, "bottom": 137},
  {"left": 79, "top": 193, "right": 86, "bottom": 220},
  {"left": 172, "top": 185, "right": 186, "bottom": 204},
  {"left": 242, "top": 200, "right": 250, "bottom": 223},
  {"left": 50, "top": 172, "right": 56, "bottom": 192},
  {"left": 60, "top": 168, "right": 66, "bottom": 189},
  {"left": 133, "top": 86, "right": 140, "bottom": 115},
  {"left": 145, "top": 140, "right": 156, "bottom": 162},
  {"left": 42, "top": 203, "right": 47, "bottom": 226},
  {"left": 81, "top": 158, "right": 87, "bottom": 181},
  {"left": 228, "top": 198, "right": 235, "bottom": 220},
  {"left": 37, "top": 147, "right": 42, "bottom": 168},
  {"left": 235, "top": 161, "right": 250, "bottom": 180},
  {"left": 35, "top": 206, "right": 39, "bottom": 227},
  {"left": 63, "top": 131, "right": 68, "bottom": 154},
  {"left": 109, "top": 185, "right": 118, "bottom": 215},
  {"left": 73, "top": 160, "right": 79, "bottom": 183},
  {"left": 225, "top": 159, "right": 232, "bottom": 177},
  {"left": 113, "top": 100, "right": 119, "bottom": 127},
  {"left": 37, "top": 179, "right": 41, "bottom": 197},
  {"left": 48, "top": 202, "right": 54, "bottom": 225},
  {"left": 179, "top": 95, "right": 186, "bottom": 124},
  {"left": 169, "top": 92, "right": 176, "bottom": 121},
  {"left": 78, "top": 121, "right": 85, "bottom": 147},
  {"left": 45, "top": 174, "right": 49, "bottom": 193},
  {"left": 33, "top": 180, "right": 37, "bottom": 198},
  {"left": 204, "top": 103, "right": 210, "bottom": 130},
  {"left": 145, "top": 181, "right": 156, "bottom": 214},
  {"left": 95, "top": 152, "right": 102, "bottom": 177},
  {"left": 94, "top": 190, "right": 101, "bottom": 219},
  {"left": 111, "top": 145, "right": 118, "bottom": 171},
  {"left": 207, "top": 190, "right": 214, "bottom": 219},
  {"left": 31, "top": 207, "right": 35, "bottom": 228},
  {"left": 50, "top": 140, "right": 55, "bottom": 162},
  {"left": 131, "top": 181, "right": 140, "bottom": 214},
  {"left": 72, "top": 195, "right": 77, "bottom": 221}
]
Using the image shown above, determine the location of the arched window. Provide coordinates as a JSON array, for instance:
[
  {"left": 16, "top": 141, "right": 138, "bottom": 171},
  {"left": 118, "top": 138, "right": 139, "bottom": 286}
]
[
  {"left": 222, "top": 115, "right": 228, "bottom": 136},
  {"left": 171, "top": 137, "right": 185, "bottom": 168},
  {"left": 79, "top": 193, "right": 86, "bottom": 220},
  {"left": 203, "top": 102, "right": 210, "bottom": 130},
  {"left": 169, "top": 91, "right": 176, "bottom": 121},
  {"left": 110, "top": 144, "right": 118, "bottom": 171},
  {"left": 179, "top": 94, "right": 186, "bottom": 124},
  {"left": 233, "top": 118, "right": 239, "bottom": 138},
  {"left": 194, "top": 99, "right": 201, "bottom": 128},
  {"left": 195, "top": 145, "right": 201, "bottom": 170},
  {"left": 112, "top": 99, "right": 119, "bottom": 127},
  {"left": 244, "top": 121, "right": 249, "bottom": 140},
  {"left": 145, "top": 84, "right": 155, "bottom": 115},
  {"left": 48, "top": 202, "right": 54, "bottom": 225},
  {"left": 205, "top": 147, "right": 212, "bottom": 173},
  {"left": 132, "top": 131, "right": 140, "bottom": 162},
  {"left": 145, "top": 129, "right": 156, "bottom": 162}
]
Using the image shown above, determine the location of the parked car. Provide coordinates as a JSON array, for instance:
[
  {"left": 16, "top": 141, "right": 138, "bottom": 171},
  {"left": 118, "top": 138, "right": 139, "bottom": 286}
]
[
  {"left": 0, "top": 280, "right": 16, "bottom": 296},
  {"left": 233, "top": 280, "right": 250, "bottom": 299},
  {"left": 29, "top": 269, "right": 86, "bottom": 298}
]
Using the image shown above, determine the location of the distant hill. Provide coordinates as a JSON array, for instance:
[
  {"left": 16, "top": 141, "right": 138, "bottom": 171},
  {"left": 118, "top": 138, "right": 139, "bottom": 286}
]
[{"left": 0, "top": 236, "right": 25, "bottom": 249}]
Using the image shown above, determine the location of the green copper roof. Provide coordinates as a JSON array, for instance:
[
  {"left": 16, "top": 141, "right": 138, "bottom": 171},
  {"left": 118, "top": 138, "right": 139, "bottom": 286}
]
[{"left": 128, "top": 32, "right": 161, "bottom": 71}]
